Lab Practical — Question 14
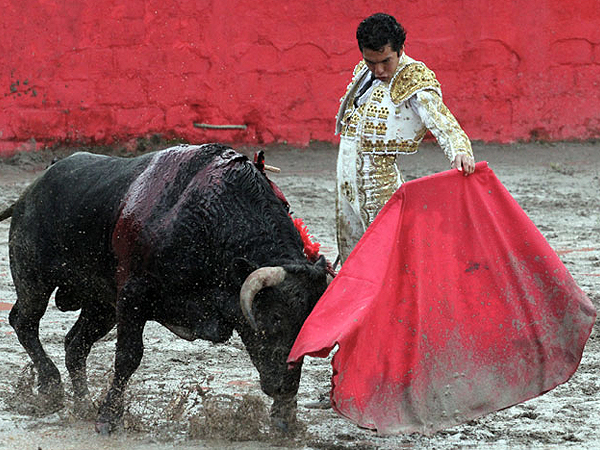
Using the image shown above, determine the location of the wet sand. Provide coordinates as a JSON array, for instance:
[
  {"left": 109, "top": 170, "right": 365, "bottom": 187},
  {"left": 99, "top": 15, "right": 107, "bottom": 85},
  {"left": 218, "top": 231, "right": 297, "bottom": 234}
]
[{"left": 0, "top": 141, "right": 599, "bottom": 449}]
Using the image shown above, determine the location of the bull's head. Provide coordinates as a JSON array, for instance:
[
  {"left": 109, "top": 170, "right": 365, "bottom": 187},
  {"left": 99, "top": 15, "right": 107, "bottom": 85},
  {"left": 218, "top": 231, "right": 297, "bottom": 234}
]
[{"left": 230, "top": 256, "right": 328, "bottom": 431}]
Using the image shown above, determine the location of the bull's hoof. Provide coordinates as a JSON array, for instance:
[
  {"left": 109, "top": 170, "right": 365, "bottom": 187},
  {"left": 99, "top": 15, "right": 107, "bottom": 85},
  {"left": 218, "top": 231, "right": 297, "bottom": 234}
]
[
  {"left": 14, "top": 394, "right": 64, "bottom": 417},
  {"left": 95, "top": 421, "right": 113, "bottom": 435},
  {"left": 73, "top": 396, "right": 97, "bottom": 420},
  {"left": 12, "top": 384, "right": 65, "bottom": 416},
  {"left": 96, "top": 394, "right": 124, "bottom": 435},
  {"left": 95, "top": 409, "right": 124, "bottom": 435},
  {"left": 38, "top": 382, "right": 65, "bottom": 400},
  {"left": 38, "top": 390, "right": 65, "bottom": 415},
  {"left": 12, "top": 365, "right": 65, "bottom": 416},
  {"left": 270, "top": 396, "right": 298, "bottom": 433},
  {"left": 271, "top": 416, "right": 291, "bottom": 433}
]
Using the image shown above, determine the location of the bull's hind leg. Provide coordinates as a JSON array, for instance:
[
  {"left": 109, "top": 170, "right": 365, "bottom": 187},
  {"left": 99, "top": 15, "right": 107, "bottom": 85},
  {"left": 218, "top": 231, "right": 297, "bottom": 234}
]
[
  {"left": 8, "top": 288, "right": 65, "bottom": 413},
  {"left": 65, "top": 301, "right": 116, "bottom": 419}
]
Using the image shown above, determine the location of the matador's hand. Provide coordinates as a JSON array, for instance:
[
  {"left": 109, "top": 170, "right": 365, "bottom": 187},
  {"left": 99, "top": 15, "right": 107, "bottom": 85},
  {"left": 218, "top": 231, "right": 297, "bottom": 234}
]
[{"left": 451, "top": 153, "right": 475, "bottom": 176}]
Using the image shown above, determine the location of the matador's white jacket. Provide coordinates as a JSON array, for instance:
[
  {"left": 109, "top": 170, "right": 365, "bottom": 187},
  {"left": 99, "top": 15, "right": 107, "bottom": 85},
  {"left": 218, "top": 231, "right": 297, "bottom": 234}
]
[{"left": 335, "top": 53, "right": 473, "bottom": 262}]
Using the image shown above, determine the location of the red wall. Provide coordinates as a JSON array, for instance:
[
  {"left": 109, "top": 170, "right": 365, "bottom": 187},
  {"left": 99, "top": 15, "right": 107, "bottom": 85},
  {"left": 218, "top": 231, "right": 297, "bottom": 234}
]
[{"left": 1, "top": 0, "right": 600, "bottom": 155}]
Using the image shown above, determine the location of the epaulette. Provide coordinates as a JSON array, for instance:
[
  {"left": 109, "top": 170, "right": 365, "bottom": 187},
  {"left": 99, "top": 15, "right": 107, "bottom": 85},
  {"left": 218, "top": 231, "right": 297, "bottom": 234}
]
[{"left": 390, "top": 63, "right": 441, "bottom": 105}]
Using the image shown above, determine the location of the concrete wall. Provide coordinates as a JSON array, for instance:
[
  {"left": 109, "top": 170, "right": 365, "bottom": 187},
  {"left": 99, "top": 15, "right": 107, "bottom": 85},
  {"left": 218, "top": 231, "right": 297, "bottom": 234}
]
[{"left": 1, "top": 0, "right": 599, "bottom": 155}]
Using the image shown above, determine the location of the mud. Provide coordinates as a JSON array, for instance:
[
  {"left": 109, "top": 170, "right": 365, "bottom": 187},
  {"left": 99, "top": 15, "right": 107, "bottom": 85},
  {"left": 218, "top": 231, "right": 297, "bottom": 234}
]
[{"left": 0, "top": 141, "right": 599, "bottom": 449}]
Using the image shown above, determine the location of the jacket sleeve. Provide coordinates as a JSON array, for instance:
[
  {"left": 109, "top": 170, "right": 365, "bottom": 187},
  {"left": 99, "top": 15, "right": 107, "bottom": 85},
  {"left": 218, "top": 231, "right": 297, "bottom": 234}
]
[{"left": 408, "top": 90, "right": 473, "bottom": 161}]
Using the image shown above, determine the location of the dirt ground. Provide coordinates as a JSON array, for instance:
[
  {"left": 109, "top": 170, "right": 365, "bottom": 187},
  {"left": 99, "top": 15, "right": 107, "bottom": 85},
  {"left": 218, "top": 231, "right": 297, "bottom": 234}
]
[{"left": 0, "top": 140, "right": 599, "bottom": 450}]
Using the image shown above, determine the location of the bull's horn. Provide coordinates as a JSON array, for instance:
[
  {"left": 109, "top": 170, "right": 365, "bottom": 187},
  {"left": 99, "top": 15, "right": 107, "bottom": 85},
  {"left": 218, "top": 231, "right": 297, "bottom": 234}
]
[
  {"left": 264, "top": 164, "right": 281, "bottom": 173},
  {"left": 240, "top": 267, "right": 286, "bottom": 330}
]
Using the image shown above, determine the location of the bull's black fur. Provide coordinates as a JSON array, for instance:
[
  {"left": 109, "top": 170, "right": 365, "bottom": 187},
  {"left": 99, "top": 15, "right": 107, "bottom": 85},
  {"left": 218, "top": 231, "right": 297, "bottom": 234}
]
[{"left": 4, "top": 143, "right": 328, "bottom": 433}]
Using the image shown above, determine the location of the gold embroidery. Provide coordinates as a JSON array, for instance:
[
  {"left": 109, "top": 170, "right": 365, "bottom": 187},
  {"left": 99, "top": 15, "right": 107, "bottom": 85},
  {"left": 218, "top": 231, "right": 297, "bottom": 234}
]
[
  {"left": 356, "top": 156, "right": 368, "bottom": 225},
  {"left": 371, "top": 87, "right": 385, "bottom": 103},
  {"left": 390, "top": 63, "right": 440, "bottom": 105},
  {"left": 340, "top": 104, "right": 365, "bottom": 138},
  {"left": 370, "top": 155, "right": 397, "bottom": 209},
  {"left": 378, "top": 107, "right": 389, "bottom": 120},
  {"left": 415, "top": 126, "right": 428, "bottom": 142},
  {"left": 341, "top": 181, "right": 354, "bottom": 202},
  {"left": 361, "top": 139, "right": 420, "bottom": 154},
  {"left": 366, "top": 104, "right": 378, "bottom": 118},
  {"left": 417, "top": 92, "right": 473, "bottom": 157},
  {"left": 357, "top": 154, "right": 398, "bottom": 225},
  {"left": 351, "top": 105, "right": 364, "bottom": 123},
  {"left": 338, "top": 62, "right": 370, "bottom": 138},
  {"left": 353, "top": 60, "right": 366, "bottom": 77},
  {"left": 364, "top": 121, "right": 375, "bottom": 135}
]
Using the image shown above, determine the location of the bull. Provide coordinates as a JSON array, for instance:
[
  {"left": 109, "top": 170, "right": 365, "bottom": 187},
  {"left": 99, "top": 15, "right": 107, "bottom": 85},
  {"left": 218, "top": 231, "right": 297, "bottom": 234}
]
[{"left": 1, "top": 143, "right": 328, "bottom": 434}]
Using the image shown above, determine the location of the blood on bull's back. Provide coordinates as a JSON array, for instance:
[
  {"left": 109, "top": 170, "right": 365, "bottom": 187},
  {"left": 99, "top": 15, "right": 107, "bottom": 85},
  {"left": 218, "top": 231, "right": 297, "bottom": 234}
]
[{"left": 112, "top": 143, "right": 305, "bottom": 289}]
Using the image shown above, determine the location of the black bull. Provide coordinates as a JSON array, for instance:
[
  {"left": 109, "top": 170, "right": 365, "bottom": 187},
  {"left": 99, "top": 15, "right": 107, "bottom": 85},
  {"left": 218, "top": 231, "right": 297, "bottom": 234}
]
[{"left": 2, "top": 143, "right": 328, "bottom": 433}]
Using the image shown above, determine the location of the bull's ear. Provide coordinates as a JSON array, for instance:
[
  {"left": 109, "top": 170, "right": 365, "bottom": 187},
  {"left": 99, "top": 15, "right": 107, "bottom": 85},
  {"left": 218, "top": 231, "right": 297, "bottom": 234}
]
[{"left": 229, "top": 257, "right": 258, "bottom": 287}]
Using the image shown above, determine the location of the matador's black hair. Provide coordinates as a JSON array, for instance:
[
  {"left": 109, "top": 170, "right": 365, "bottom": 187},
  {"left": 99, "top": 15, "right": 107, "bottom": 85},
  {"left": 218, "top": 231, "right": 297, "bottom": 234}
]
[{"left": 356, "top": 13, "right": 407, "bottom": 54}]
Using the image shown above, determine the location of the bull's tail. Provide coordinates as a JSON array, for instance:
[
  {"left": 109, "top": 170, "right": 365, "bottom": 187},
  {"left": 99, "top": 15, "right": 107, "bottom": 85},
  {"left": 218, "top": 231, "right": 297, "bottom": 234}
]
[{"left": 0, "top": 204, "right": 14, "bottom": 221}]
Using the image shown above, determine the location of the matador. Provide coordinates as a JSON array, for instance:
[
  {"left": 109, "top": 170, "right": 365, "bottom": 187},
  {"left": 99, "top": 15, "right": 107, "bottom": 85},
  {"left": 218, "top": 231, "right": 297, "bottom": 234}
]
[{"left": 335, "top": 17, "right": 475, "bottom": 263}]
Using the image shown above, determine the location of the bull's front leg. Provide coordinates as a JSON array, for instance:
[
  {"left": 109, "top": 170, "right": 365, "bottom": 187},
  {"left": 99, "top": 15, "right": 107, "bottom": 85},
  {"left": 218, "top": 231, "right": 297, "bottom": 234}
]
[
  {"left": 95, "top": 286, "right": 146, "bottom": 435},
  {"left": 238, "top": 329, "right": 302, "bottom": 432}
]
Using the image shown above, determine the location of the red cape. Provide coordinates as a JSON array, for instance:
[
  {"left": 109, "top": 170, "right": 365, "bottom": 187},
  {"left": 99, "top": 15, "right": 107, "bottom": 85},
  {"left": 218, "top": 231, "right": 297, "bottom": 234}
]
[{"left": 288, "top": 162, "right": 596, "bottom": 435}]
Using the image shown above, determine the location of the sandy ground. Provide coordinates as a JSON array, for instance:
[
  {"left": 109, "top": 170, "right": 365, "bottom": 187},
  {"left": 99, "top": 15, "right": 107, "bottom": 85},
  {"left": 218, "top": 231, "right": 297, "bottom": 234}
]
[{"left": 0, "top": 141, "right": 599, "bottom": 450}]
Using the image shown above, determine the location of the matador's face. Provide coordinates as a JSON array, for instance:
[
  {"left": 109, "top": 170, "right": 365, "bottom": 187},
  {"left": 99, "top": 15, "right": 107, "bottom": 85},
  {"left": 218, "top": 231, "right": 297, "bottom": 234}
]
[{"left": 362, "top": 43, "right": 402, "bottom": 84}]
